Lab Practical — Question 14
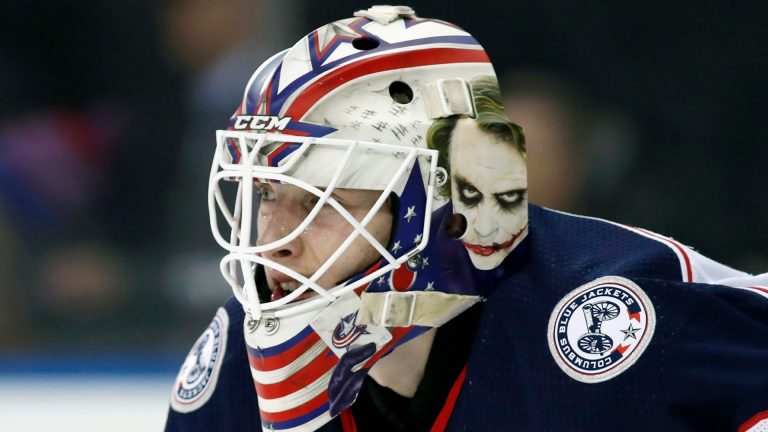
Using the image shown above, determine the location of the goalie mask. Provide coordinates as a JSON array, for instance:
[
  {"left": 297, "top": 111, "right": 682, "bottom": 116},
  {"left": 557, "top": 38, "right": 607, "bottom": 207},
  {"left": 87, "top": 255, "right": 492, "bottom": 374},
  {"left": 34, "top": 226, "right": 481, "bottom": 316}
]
[{"left": 208, "top": 5, "right": 528, "bottom": 431}]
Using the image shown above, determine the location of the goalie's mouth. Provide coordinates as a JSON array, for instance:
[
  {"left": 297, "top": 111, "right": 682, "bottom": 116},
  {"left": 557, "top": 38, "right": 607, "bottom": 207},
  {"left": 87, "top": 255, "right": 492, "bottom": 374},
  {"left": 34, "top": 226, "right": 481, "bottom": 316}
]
[{"left": 267, "top": 272, "right": 319, "bottom": 303}]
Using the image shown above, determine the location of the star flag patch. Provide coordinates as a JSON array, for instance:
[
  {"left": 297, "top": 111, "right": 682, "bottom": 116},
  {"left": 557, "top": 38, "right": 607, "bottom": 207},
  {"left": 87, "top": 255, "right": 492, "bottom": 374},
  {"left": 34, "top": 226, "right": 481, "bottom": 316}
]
[{"left": 547, "top": 276, "right": 656, "bottom": 383}]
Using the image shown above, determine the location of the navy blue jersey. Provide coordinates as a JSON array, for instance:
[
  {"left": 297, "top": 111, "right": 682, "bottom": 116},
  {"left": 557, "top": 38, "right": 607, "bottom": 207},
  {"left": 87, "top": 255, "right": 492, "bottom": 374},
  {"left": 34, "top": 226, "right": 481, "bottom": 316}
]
[
  {"left": 448, "top": 206, "right": 768, "bottom": 431},
  {"left": 166, "top": 205, "right": 768, "bottom": 431},
  {"left": 165, "top": 300, "right": 262, "bottom": 431}
]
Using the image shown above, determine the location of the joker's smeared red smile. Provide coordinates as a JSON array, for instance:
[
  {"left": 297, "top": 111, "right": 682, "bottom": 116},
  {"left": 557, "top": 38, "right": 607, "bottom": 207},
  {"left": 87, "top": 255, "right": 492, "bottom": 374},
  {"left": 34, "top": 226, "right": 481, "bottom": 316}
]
[{"left": 462, "top": 224, "right": 528, "bottom": 257}]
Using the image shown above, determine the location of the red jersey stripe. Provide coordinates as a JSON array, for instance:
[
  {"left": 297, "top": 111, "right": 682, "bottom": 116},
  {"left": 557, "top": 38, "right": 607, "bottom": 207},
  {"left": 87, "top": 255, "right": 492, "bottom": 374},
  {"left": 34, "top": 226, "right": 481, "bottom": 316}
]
[
  {"left": 739, "top": 409, "right": 768, "bottom": 432},
  {"left": 430, "top": 364, "right": 468, "bottom": 432},
  {"left": 259, "top": 390, "right": 329, "bottom": 422},
  {"left": 635, "top": 227, "right": 693, "bottom": 283},
  {"left": 254, "top": 347, "right": 336, "bottom": 400},
  {"left": 249, "top": 332, "right": 322, "bottom": 371}
]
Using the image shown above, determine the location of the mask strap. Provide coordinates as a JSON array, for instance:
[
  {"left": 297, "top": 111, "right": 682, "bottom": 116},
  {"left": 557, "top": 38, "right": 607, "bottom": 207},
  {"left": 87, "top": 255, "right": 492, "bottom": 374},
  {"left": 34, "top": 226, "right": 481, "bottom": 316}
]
[
  {"left": 358, "top": 291, "right": 481, "bottom": 327},
  {"left": 423, "top": 78, "right": 476, "bottom": 119}
]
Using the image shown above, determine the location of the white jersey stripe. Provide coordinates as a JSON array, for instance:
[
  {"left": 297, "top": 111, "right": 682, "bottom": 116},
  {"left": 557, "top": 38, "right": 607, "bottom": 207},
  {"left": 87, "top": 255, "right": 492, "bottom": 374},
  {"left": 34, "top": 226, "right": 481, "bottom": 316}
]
[
  {"left": 744, "top": 418, "right": 768, "bottom": 432},
  {"left": 630, "top": 227, "right": 694, "bottom": 283},
  {"left": 740, "top": 410, "right": 768, "bottom": 432},
  {"left": 727, "top": 285, "right": 768, "bottom": 301},
  {"left": 250, "top": 340, "right": 328, "bottom": 385},
  {"left": 257, "top": 368, "right": 333, "bottom": 412}
]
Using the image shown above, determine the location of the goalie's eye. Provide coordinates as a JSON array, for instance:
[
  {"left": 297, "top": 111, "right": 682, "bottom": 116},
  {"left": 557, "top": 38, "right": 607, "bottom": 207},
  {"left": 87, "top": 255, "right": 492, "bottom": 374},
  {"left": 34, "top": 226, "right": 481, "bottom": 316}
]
[{"left": 255, "top": 183, "right": 276, "bottom": 201}]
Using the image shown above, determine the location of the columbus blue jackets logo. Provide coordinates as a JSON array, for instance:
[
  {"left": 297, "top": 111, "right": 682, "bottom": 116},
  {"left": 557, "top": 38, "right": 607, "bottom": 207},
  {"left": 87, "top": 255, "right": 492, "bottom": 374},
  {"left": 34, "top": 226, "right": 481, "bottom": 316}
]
[
  {"left": 332, "top": 311, "right": 369, "bottom": 349},
  {"left": 170, "top": 308, "right": 229, "bottom": 413},
  {"left": 547, "top": 276, "right": 655, "bottom": 383}
]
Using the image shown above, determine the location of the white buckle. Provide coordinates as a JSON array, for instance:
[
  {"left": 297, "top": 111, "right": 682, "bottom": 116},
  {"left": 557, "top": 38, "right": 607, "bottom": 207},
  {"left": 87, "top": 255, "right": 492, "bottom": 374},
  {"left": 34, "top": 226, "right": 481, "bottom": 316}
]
[
  {"left": 423, "top": 78, "right": 476, "bottom": 119},
  {"left": 381, "top": 291, "right": 417, "bottom": 327}
]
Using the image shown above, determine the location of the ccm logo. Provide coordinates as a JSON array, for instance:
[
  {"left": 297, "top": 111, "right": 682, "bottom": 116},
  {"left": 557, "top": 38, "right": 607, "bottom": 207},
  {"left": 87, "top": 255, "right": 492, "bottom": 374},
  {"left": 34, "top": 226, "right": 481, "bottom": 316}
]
[{"left": 233, "top": 115, "right": 292, "bottom": 131}]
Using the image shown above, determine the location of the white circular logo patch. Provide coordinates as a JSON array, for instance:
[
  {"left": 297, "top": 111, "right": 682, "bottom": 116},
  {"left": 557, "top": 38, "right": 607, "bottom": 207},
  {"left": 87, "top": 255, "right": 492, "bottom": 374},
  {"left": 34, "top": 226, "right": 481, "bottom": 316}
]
[
  {"left": 547, "top": 276, "right": 655, "bottom": 383},
  {"left": 171, "top": 307, "right": 229, "bottom": 413}
]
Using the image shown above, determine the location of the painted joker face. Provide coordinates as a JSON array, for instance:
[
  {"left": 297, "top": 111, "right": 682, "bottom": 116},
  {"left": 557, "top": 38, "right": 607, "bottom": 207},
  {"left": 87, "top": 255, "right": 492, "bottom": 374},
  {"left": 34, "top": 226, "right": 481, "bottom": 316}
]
[{"left": 449, "top": 118, "right": 528, "bottom": 270}]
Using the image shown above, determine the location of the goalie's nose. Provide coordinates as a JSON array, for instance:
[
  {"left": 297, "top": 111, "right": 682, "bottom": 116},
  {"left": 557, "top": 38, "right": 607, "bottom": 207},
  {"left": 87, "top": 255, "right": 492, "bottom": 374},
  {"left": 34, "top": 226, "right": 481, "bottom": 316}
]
[{"left": 256, "top": 195, "right": 306, "bottom": 261}]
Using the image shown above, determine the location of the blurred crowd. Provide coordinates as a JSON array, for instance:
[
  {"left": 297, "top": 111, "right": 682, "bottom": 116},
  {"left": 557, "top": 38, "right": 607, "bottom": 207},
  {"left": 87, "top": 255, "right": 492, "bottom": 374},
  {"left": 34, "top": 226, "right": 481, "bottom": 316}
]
[
  {"left": 0, "top": 0, "right": 300, "bottom": 352},
  {"left": 0, "top": 1, "right": 766, "bottom": 357}
]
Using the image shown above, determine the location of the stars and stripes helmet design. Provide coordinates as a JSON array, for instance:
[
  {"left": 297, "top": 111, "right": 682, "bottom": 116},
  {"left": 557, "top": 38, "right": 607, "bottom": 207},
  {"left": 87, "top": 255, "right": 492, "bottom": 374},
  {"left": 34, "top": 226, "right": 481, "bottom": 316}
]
[{"left": 207, "top": 5, "right": 527, "bottom": 431}]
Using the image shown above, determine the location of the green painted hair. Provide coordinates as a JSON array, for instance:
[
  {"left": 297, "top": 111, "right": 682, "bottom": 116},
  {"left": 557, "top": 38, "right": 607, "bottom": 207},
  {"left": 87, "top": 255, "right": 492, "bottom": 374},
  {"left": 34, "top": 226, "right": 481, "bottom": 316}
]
[{"left": 426, "top": 76, "right": 526, "bottom": 198}]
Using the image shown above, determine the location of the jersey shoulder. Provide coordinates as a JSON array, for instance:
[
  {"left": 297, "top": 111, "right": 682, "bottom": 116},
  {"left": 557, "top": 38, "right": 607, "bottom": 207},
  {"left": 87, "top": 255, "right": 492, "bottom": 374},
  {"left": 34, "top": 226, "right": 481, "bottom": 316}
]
[
  {"left": 529, "top": 205, "right": 750, "bottom": 285},
  {"left": 165, "top": 297, "right": 260, "bottom": 432}
]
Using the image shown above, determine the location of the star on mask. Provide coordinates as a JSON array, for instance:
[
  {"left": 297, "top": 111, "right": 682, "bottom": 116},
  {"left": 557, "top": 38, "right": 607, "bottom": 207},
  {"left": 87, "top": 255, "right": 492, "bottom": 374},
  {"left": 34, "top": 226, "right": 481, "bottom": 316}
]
[
  {"left": 404, "top": 206, "right": 417, "bottom": 222},
  {"left": 316, "top": 21, "right": 362, "bottom": 52}
]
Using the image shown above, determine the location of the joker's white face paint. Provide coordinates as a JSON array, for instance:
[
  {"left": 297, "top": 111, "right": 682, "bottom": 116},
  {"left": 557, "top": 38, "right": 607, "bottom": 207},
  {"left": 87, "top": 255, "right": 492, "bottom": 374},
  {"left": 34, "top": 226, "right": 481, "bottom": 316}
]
[{"left": 449, "top": 118, "right": 528, "bottom": 270}]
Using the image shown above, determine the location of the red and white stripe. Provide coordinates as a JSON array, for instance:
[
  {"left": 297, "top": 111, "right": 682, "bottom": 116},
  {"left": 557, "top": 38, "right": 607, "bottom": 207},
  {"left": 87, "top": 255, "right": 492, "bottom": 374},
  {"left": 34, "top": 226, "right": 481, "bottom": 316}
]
[
  {"left": 740, "top": 410, "right": 768, "bottom": 432},
  {"left": 248, "top": 343, "right": 336, "bottom": 420},
  {"left": 250, "top": 339, "right": 328, "bottom": 384},
  {"left": 280, "top": 45, "right": 490, "bottom": 120}
]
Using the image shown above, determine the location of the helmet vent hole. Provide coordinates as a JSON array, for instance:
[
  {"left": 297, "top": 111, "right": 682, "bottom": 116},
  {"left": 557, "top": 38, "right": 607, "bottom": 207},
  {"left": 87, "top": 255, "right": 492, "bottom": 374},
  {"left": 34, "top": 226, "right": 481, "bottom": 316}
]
[
  {"left": 352, "top": 37, "right": 379, "bottom": 50},
  {"left": 445, "top": 213, "right": 468, "bottom": 239},
  {"left": 389, "top": 81, "right": 413, "bottom": 104}
]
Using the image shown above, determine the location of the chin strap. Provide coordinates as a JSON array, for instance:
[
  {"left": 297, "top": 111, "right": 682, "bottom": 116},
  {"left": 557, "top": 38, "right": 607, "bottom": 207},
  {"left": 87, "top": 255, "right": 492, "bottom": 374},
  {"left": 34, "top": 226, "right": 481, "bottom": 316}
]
[{"left": 358, "top": 291, "right": 481, "bottom": 327}]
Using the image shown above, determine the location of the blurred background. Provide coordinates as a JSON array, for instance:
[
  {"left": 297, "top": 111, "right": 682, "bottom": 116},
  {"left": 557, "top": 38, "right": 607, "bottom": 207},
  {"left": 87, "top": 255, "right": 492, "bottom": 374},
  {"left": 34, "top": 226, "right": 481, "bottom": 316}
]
[{"left": 0, "top": 0, "right": 766, "bottom": 429}]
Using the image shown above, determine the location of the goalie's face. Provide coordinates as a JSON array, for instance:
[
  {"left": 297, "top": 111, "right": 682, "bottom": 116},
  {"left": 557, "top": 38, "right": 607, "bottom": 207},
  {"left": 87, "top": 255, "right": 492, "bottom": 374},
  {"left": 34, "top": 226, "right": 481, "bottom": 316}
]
[{"left": 256, "top": 183, "right": 393, "bottom": 302}]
